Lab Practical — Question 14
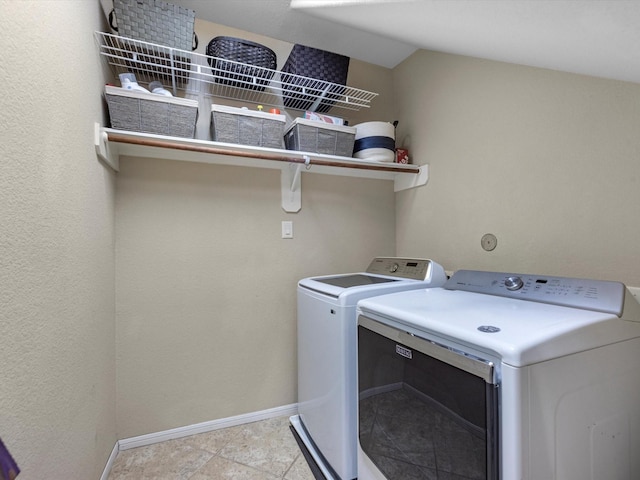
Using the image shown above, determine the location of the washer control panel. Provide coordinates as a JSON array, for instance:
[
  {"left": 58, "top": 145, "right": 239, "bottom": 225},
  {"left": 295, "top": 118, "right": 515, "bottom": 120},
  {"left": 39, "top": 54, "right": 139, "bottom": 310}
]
[
  {"left": 446, "top": 270, "right": 625, "bottom": 316},
  {"left": 366, "top": 257, "right": 433, "bottom": 281}
]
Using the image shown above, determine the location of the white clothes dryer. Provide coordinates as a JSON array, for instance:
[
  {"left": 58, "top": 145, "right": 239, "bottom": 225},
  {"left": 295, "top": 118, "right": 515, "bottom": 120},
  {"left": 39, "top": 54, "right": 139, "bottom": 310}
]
[
  {"left": 290, "top": 257, "right": 447, "bottom": 480},
  {"left": 356, "top": 269, "right": 640, "bottom": 480}
]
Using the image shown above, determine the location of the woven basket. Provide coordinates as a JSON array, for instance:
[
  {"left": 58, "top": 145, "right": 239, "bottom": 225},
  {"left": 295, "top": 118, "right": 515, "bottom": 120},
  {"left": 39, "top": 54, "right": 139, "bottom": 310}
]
[
  {"left": 280, "top": 44, "right": 350, "bottom": 113},
  {"left": 105, "top": 86, "right": 198, "bottom": 138},
  {"left": 211, "top": 104, "right": 285, "bottom": 148},
  {"left": 284, "top": 118, "right": 355, "bottom": 157},
  {"left": 111, "top": 0, "right": 196, "bottom": 51},
  {"left": 110, "top": 0, "right": 196, "bottom": 87},
  {"left": 207, "top": 37, "right": 277, "bottom": 92}
]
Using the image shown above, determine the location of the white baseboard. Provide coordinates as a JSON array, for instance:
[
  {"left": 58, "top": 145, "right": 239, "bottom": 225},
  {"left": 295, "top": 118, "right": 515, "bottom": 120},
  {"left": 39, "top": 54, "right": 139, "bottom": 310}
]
[
  {"left": 101, "top": 403, "right": 299, "bottom": 478},
  {"left": 100, "top": 441, "right": 119, "bottom": 480},
  {"left": 119, "top": 403, "right": 299, "bottom": 451}
]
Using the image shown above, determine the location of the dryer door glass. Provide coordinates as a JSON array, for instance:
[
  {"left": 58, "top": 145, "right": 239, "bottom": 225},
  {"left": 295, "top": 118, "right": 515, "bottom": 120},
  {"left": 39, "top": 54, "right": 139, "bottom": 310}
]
[{"left": 358, "top": 316, "right": 499, "bottom": 480}]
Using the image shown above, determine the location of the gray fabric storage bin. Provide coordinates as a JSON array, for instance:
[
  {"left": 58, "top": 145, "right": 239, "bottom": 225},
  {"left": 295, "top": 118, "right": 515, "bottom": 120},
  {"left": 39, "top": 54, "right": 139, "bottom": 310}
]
[
  {"left": 284, "top": 118, "right": 356, "bottom": 157},
  {"left": 211, "top": 105, "right": 286, "bottom": 148},
  {"left": 105, "top": 85, "right": 198, "bottom": 138}
]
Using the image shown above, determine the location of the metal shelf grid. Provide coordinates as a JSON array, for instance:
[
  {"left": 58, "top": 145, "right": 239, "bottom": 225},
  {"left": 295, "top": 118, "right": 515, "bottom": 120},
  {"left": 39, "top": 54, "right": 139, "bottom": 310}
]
[{"left": 95, "top": 31, "right": 378, "bottom": 112}]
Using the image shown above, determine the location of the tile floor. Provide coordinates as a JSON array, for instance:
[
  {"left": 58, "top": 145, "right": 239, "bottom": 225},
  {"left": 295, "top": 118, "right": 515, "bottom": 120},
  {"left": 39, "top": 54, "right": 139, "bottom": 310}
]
[{"left": 108, "top": 416, "right": 317, "bottom": 480}]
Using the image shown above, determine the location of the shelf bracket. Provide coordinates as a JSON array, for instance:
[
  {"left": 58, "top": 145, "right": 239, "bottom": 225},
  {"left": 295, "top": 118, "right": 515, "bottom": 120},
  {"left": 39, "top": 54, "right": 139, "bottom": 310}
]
[
  {"left": 394, "top": 164, "right": 429, "bottom": 191},
  {"left": 94, "top": 123, "right": 119, "bottom": 171},
  {"left": 281, "top": 163, "right": 304, "bottom": 213}
]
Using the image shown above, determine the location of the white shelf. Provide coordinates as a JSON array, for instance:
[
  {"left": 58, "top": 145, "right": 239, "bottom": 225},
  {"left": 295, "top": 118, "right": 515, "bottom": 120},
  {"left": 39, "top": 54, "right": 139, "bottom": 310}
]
[
  {"left": 94, "top": 124, "right": 428, "bottom": 212},
  {"left": 95, "top": 31, "right": 378, "bottom": 113}
]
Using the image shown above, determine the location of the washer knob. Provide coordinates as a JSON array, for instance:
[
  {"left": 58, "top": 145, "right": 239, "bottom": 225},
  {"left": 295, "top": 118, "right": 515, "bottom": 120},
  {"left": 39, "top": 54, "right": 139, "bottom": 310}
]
[
  {"left": 390, "top": 263, "right": 399, "bottom": 273},
  {"left": 505, "top": 276, "right": 524, "bottom": 291}
]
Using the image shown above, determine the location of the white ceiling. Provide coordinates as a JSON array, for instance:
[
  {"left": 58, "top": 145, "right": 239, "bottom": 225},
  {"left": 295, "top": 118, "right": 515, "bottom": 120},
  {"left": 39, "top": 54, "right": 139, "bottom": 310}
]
[{"left": 172, "top": 0, "right": 640, "bottom": 84}]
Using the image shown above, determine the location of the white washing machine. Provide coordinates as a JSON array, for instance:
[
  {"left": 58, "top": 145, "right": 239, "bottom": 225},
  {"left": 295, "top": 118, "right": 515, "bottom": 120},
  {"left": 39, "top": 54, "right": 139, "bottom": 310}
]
[
  {"left": 356, "top": 269, "right": 640, "bottom": 480},
  {"left": 290, "top": 257, "right": 447, "bottom": 480}
]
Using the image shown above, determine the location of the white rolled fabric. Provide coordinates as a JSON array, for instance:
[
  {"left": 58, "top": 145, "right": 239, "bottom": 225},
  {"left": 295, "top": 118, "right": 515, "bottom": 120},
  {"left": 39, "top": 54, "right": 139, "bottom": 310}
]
[{"left": 352, "top": 121, "right": 395, "bottom": 162}]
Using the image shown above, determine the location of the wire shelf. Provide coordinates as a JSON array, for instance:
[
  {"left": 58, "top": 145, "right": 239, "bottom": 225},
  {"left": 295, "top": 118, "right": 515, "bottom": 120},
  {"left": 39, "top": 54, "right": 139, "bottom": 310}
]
[{"left": 95, "top": 31, "right": 378, "bottom": 112}]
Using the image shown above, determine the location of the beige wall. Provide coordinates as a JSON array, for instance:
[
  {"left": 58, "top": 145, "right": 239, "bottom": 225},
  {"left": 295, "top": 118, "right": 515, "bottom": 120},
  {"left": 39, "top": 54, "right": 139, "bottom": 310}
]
[
  {"left": 114, "top": 21, "right": 397, "bottom": 438},
  {"left": 0, "top": 1, "right": 116, "bottom": 479},
  {"left": 394, "top": 50, "right": 640, "bottom": 285},
  {"left": 115, "top": 161, "right": 396, "bottom": 437}
]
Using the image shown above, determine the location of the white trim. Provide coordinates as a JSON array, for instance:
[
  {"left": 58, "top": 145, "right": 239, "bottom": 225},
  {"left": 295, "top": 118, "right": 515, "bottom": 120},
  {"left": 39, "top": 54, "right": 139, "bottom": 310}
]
[
  {"left": 99, "top": 441, "right": 120, "bottom": 480},
  {"left": 119, "top": 403, "right": 299, "bottom": 450}
]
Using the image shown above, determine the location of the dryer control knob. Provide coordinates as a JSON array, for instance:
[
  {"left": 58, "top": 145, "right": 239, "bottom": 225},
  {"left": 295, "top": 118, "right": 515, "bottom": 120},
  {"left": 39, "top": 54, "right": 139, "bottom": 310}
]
[{"left": 505, "top": 276, "right": 524, "bottom": 291}]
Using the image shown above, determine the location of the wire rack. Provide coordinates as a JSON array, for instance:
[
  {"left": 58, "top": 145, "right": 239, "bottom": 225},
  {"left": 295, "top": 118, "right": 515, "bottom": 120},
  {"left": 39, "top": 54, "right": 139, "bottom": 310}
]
[{"left": 95, "top": 31, "right": 378, "bottom": 112}]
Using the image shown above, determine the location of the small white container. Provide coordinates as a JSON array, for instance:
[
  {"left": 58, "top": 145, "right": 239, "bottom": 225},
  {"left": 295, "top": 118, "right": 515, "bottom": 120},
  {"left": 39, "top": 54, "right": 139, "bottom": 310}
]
[
  {"left": 149, "top": 81, "right": 173, "bottom": 97},
  {"left": 119, "top": 73, "right": 149, "bottom": 93},
  {"left": 352, "top": 121, "right": 395, "bottom": 162}
]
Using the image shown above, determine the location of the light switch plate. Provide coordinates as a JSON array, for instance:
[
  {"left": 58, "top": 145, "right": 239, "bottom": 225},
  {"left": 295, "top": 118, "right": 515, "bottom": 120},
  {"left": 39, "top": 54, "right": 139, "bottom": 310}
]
[{"left": 282, "top": 221, "right": 293, "bottom": 239}]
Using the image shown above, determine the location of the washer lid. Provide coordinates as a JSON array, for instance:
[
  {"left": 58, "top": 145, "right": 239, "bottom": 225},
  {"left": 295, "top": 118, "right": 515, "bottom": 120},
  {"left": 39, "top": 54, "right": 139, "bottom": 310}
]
[
  {"left": 298, "top": 258, "right": 447, "bottom": 302},
  {"left": 314, "top": 274, "right": 398, "bottom": 288}
]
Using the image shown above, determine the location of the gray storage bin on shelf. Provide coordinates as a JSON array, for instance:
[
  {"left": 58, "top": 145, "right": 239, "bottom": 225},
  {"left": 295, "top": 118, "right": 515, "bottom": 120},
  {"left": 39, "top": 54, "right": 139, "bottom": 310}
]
[
  {"left": 280, "top": 44, "right": 350, "bottom": 113},
  {"left": 105, "top": 85, "right": 198, "bottom": 138},
  {"left": 284, "top": 118, "right": 356, "bottom": 157},
  {"left": 211, "top": 105, "right": 286, "bottom": 148}
]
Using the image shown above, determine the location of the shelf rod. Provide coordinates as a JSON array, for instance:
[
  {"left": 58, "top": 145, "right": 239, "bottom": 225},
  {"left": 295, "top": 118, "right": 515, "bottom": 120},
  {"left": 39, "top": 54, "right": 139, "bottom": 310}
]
[{"left": 105, "top": 132, "right": 420, "bottom": 174}]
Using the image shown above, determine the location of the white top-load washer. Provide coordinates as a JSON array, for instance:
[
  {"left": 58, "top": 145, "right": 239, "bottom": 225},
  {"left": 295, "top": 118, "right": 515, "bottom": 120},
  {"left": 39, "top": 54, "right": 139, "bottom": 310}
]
[
  {"left": 290, "top": 257, "right": 447, "bottom": 480},
  {"left": 356, "top": 269, "right": 640, "bottom": 480}
]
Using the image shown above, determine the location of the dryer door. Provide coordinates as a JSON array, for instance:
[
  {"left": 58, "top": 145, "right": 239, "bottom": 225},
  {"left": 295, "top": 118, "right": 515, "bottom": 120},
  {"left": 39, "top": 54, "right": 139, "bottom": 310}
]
[{"left": 358, "top": 315, "right": 499, "bottom": 480}]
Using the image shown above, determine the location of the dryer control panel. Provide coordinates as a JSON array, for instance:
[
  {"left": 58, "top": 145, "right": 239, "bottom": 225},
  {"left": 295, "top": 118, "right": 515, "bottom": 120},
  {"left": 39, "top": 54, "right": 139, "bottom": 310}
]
[
  {"left": 366, "top": 257, "right": 434, "bottom": 281},
  {"left": 446, "top": 270, "right": 625, "bottom": 316}
]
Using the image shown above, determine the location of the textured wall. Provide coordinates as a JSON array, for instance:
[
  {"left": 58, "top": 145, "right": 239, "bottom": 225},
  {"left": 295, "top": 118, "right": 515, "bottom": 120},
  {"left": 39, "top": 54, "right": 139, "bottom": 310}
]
[
  {"left": 0, "top": 1, "right": 116, "bottom": 479},
  {"left": 394, "top": 50, "right": 640, "bottom": 285},
  {"left": 115, "top": 158, "right": 396, "bottom": 438}
]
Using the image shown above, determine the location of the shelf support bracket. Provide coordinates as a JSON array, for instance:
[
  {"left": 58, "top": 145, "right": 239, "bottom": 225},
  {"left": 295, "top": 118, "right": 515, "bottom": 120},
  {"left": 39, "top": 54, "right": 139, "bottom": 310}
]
[
  {"left": 281, "top": 163, "right": 303, "bottom": 213},
  {"left": 394, "top": 164, "right": 429, "bottom": 191},
  {"left": 94, "top": 123, "right": 119, "bottom": 172}
]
